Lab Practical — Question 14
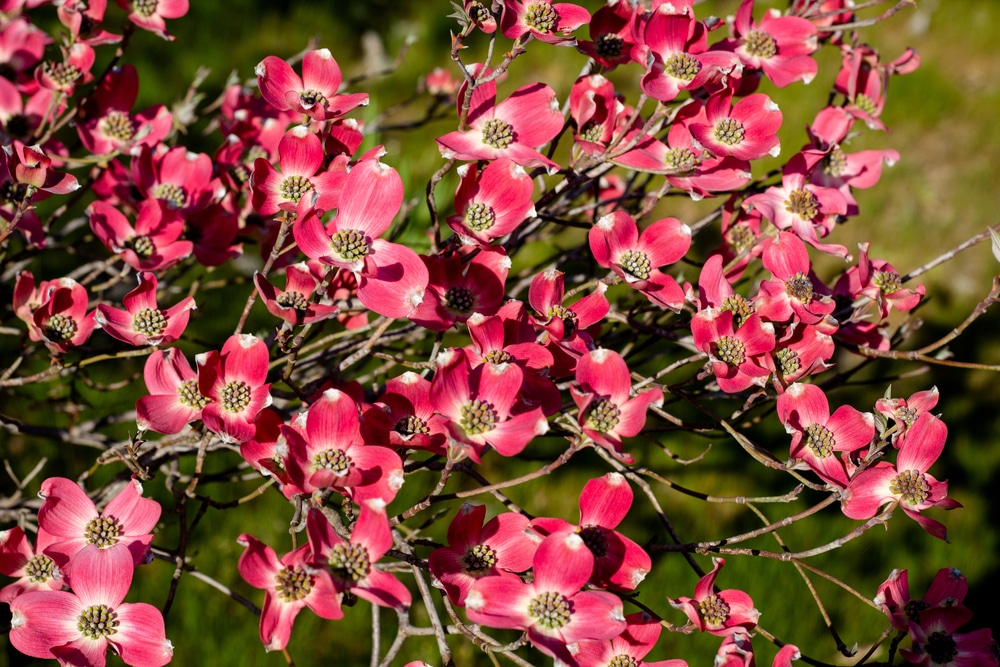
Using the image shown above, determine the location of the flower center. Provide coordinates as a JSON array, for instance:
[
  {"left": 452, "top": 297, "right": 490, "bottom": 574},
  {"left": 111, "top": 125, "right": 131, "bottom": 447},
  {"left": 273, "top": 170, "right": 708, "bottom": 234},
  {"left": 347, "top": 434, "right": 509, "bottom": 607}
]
[
  {"left": 469, "top": 1, "right": 491, "bottom": 25},
  {"left": 873, "top": 270, "right": 902, "bottom": 294},
  {"left": 221, "top": 380, "right": 251, "bottom": 413},
  {"left": 461, "top": 399, "right": 498, "bottom": 435},
  {"left": 714, "top": 117, "right": 746, "bottom": 146},
  {"left": 462, "top": 543, "right": 498, "bottom": 575},
  {"left": 132, "top": 308, "right": 167, "bottom": 337},
  {"left": 42, "top": 60, "right": 82, "bottom": 88},
  {"left": 587, "top": 399, "right": 621, "bottom": 434},
  {"left": 329, "top": 542, "right": 370, "bottom": 583},
  {"left": 85, "top": 515, "right": 121, "bottom": 548},
  {"left": 131, "top": 0, "right": 158, "bottom": 17},
  {"left": 578, "top": 525, "right": 607, "bottom": 558},
  {"left": 43, "top": 314, "right": 77, "bottom": 342},
  {"left": 824, "top": 147, "right": 847, "bottom": 177},
  {"left": 25, "top": 554, "right": 56, "bottom": 582},
  {"left": 313, "top": 448, "right": 351, "bottom": 475},
  {"left": 894, "top": 406, "right": 918, "bottom": 428},
  {"left": 580, "top": 120, "right": 604, "bottom": 143},
  {"left": 178, "top": 378, "right": 210, "bottom": 409},
  {"left": 784, "top": 273, "right": 815, "bottom": 303},
  {"left": 854, "top": 93, "right": 878, "bottom": 116},
  {"left": 665, "top": 52, "right": 701, "bottom": 81},
  {"left": 904, "top": 599, "right": 931, "bottom": 621},
  {"left": 275, "top": 565, "right": 313, "bottom": 602},
  {"left": 395, "top": 414, "right": 429, "bottom": 436},
  {"left": 720, "top": 294, "right": 755, "bottom": 329},
  {"left": 889, "top": 469, "right": 931, "bottom": 506},
  {"left": 330, "top": 229, "right": 370, "bottom": 261},
  {"left": 924, "top": 630, "right": 959, "bottom": 665},
  {"left": 784, "top": 188, "right": 820, "bottom": 220},
  {"left": 299, "top": 89, "right": 328, "bottom": 109},
  {"left": 609, "top": 656, "right": 640, "bottom": 667},
  {"left": 545, "top": 304, "right": 578, "bottom": 335},
  {"left": 524, "top": 1, "right": 558, "bottom": 33},
  {"left": 596, "top": 33, "right": 624, "bottom": 59},
  {"left": 664, "top": 147, "right": 697, "bottom": 172},
  {"left": 726, "top": 224, "right": 756, "bottom": 255},
  {"left": 464, "top": 202, "right": 496, "bottom": 232},
  {"left": 483, "top": 349, "right": 514, "bottom": 365},
  {"left": 699, "top": 594, "right": 731, "bottom": 627},
  {"left": 775, "top": 348, "right": 800, "bottom": 377},
  {"left": 481, "top": 118, "right": 514, "bottom": 150},
  {"left": 127, "top": 234, "right": 155, "bottom": 258},
  {"left": 280, "top": 175, "right": 314, "bottom": 204},
  {"left": 714, "top": 335, "right": 745, "bottom": 366},
  {"left": 78, "top": 604, "right": 119, "bottom": 639},
  {"left": 445, "top": 286, "right": 474, "bottom": 313},
  {"left": 277, "top": 291, "right": 310, "bottom": 311},
  {"left": 804, "top": 423, "right": 835, "bottom": 458},
  {"left": 744, "top": 30, "right": 777, "bottom": 59},
  {"left": 528, "top": 590, "right": 572, "bottom": 629},
  {"left": 619, "top": 249, "right": 651, "bottom": 280},
  {"left": 100, "top": 110, "right": 136, "bottom": 142},
  {"left": 153, "top": 183, "right": 186, "bottom": 209}
]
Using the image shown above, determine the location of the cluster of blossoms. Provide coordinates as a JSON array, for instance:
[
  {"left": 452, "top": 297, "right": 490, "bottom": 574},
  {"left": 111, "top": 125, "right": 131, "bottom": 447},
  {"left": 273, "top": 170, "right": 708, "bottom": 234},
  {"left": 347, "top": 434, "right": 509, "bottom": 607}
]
[{"left": 1, "top": 0, "right": 998, "bottom": 666}]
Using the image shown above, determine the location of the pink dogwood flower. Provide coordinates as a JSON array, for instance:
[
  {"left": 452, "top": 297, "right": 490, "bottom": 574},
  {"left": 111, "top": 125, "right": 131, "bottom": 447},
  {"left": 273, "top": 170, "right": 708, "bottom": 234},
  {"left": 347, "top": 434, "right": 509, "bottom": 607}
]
[
  {"left": 447, "top": 158, "right": 535, "bottom": 246},
  {"left": 465, "top": 531, "right": 627, "bottom": 665},
  {"left": 718, "top": 0, "right": 818, "bottom": 88},
  {"left": 875, "top": 567, "right": 969, "bottom": 633},
  {"left": 428, "top": 504, "right": 535, "bottom": 606},
  {"left": 901, "top": 607, "right": 998, "bottom": 667},
  {"left": 95, "top": 271, "right": 195, "bottom": 347},
  {"left": 9, "top": 553, "right": 173, "bottom": 666},
  {"left": 236, "top": 534, "right": 342, "bottom": 652},
  {"left": 76, "top": 64, "right": 172, "bottom": 155},
  {"left": 690, "top": 91, "right": 783, "bottom": 162},
  {"left": 27, "top": 277, "right": 98, "bottom": 354},
  {"left": 692, "top": 308, "right": 775, "bottom": 393},
  {"left": 136, "top": 347, "right": 210, "bottom": 434},
  {"left": 115, "top": 0, "right": 188, "bottom": 40},
  {"left": 256, "top": 48, "right": 368, "bottom": 121},
  {"left": 0, "top": 526, "right": 64, "bottom": 604},
  {"left": 36, "top": 477, "right": 161, "bottom": 573},
  {"left": 668, "top": 557, "right": 760, "bottom": 635},
  {"left": 196, "top": 334, "right": 272, "bottom": 444},
  {"left": 531, "top": 472, "right": 652, "bottom": 591},
  {"left": 253, "top": 262, "right": 341, "bottom": 327},
  {"left": 500, "top": 0, "right": 591, "bottom": 46},
  {"left": 571, "top": 349, "right": 663, "bottom": 462},
  {"left": 88, "top": 199, "right": 192, "bottom": 272},
  {"left": 573, "top": 611, "right": 689, "bottom": 667},
  {"left": 250, "top": 125, "right": 348, "bottom": 216}
]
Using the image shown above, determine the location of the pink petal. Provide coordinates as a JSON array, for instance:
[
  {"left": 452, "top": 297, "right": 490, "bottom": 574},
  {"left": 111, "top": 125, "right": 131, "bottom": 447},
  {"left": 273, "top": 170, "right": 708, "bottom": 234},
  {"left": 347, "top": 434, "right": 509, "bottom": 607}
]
[
  {"left": 9, "top": 590, "right": 80, "bottom": 660},
  {"left": 113, "top": 602, "right": 173, "bottom": 667},
  {"left": 579, "top": 472, "right": 633, "bottom": 529},
  {"left": 533, "top": 532, "right": 594, "bottom": 596},
  {"left": 38, "top": 478, "right": 98, "bottom": 539},
  {"left": 103, "top": 478, "right": 161, "bottom": 536}
]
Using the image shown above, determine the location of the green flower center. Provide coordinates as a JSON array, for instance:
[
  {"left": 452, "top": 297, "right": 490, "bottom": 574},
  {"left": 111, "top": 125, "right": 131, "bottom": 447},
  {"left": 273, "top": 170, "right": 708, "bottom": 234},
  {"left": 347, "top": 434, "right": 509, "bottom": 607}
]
[
  {"left": 578, "top": 525, "right": 607, "bottom": 558},
  {"left": 42, "top": 61, "right": 82, "bottom": 88},
  {"left": 873, "top": 270, "right": 902, "bottom": 294},
  {"left": 178, "top": 378, "right": 210, "bottom": 409},
  {"left": 461, "top": 399, "right": 498, "bottom": 435},
  {"left": 25, "top": 554, "right": 56, "bottom": 582},
  {"left": 714, "top": 335, "right": 745, "bottom": 366},
  {"left": 609, "top": 656, "right": 640, "bottom": 667},
  {"left": 528, "top": 590, "right": 571, "bottom": 629},
  {"left": 726, "top": 224, "right": 756, "bottom": 255},
  {"left": 446, "top": 286, "right": 474, "bottom": 313},
  {"left": 804, "top": 423, "right": 835, "bottom": 458},
  {"left": 784, "top": 188, "right": 820, "bottom": 220},
  {"left": 43, "top": 314, "right": 77, "bottom": 342},
  {"left": 100, "top": 110, "right": 136, "bottom": 142},
  {"left": 776, "top": 348, "right": 800, "bottom": 377},
  {"left": 580, "top": 120, "right": 604, "bottom": 144},
  {"left": 469, "top": 1, "right": 491, "bottom": 24},
  {"left": 275, "top": 565, "right": 313, "bottom": 602},
  {"left": 481, "top": 118, "right": 514, "bottom": 150},
  {"left": 854, "top": 93, "right": 878, "bottom": 116},
  {"left": 313, "top": 448, "right": 350, "bottom": 475},
  {"left": 395, "top": 414, "right": 429, "bottom": 436},
  {"left": 546, "top": 304, "right": 578, "bottom": 335},
  {"left": 464, "top": 202, "right": 496, "bottom": 232},
  {"left": 890, "top": 469, "right": 931, "bottom": 506},
  {"left": 714, "top": 117, "right": 746, "bottom": 146},
  {"left": 331, "top": 229, "right": 370, "bottom": 261},
  {"left": 483, "top": 349, "right": 514, "bottom": 365},
  {"left": 277, "top": 291, "right": 310, "bottom": 311},
  {"left": 895, "top": 406, "right": 918, "bottom": 428},
  {"left": 299, "top": 89, "right": 328, "bottom": 109},
  {"left": 744, "top": 30, "right": 777, "bottom": 59},
  {"left": 78, "top": 604, "right": 119, "bottom": 639},
  {"left": 524, "top": 1, "right": 558, "bottom": 33},
  {"left": 596, "top": 33, "right": 624, "bottom": 59},
  {"left": 280, "top": 175, "right": 314, "bottom": 204},
  {"left": 463, "top": 543, "right": 497, "bottom": 575},
  {"left": 221, "top": 380, "right": 251, "bottom": 413},
  {"left": 587, "top": 399, "right": 621, "bottom": 434},
  {"left": 784, "top": 272, "right": 814, "bottom": 304},
  {"left": 132, "top": 308, "right": 167, "bottom": 337},
  {"left": 665, "top": 147, "right": 697, "bottom": 172},
  {"left": 925, "top": 630, "right": 959, "bottom": 665},
  {"left": 132, "top": 0, "right": 159, "bottom": 18},
  {"left": 665, "top": 52, "right": 700, "bottom": 81},
  {"left": 824, "top": 148, "right": 847, "bottom": 177},
  {"left": 699, "top": 593, "right": 731, "bottom": 627},
  {"left": 720, "top": 294, "right": 755, "bottom": 329},
  {"left": 619, "top": 249, "right": 651, "bottom": 280},
  {"left": 85, "top": 515, "right": 121, "bottom": 548},
  {"left": 153, "top": 183, "right": 186, "bottom": 210},
  {"left": 329, "top": 542, "right": 370, "bottom": 583},
  {"left": 127, "top": 234, "right": 155, "bottom": 259}
]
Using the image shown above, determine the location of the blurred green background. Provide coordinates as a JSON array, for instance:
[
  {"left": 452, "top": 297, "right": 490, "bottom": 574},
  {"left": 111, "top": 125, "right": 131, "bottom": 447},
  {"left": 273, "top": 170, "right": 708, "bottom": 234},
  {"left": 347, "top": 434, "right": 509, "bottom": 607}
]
[{"left": 2, "top": 1, "right": 999, "bottom": 665}]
